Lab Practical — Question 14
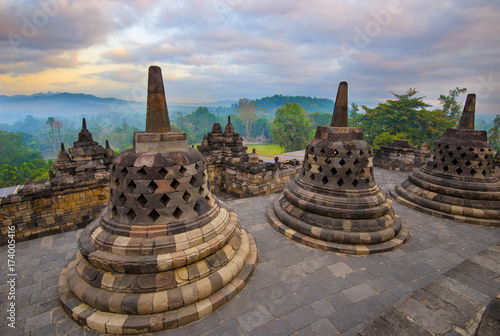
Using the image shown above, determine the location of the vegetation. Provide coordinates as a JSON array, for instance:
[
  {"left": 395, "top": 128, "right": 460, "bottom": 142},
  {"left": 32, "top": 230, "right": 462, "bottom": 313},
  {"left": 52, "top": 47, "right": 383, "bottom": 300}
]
[
  {"left": 438, "top": 87, "right": 467, "bottom": 123},
  {"left": 246, "top": 144, "right": 285, "bottom": 156},
  {"left": 0, "top": 131, "right": 52, "bottom": 187},
  {"left": 353, "top": 88, "right": 456, "bottom": 148},
  {"left": 488, "top": 115, "right": 500, "bottom": 151},
  {"left": 236, "top": 98, "right": 262, "bottom": 141},
  {"left": 271, "top": 102, "right": 314, "bottom": 152}
]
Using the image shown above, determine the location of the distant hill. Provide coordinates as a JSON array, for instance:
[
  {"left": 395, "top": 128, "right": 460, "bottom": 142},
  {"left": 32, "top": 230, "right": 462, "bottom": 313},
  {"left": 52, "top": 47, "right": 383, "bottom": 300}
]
[
  {"left": 255, "top": 95, "right": 334, "bottom": 115},
  {"left": 0, "top": 92, "right": 145, "bottom": 123}
]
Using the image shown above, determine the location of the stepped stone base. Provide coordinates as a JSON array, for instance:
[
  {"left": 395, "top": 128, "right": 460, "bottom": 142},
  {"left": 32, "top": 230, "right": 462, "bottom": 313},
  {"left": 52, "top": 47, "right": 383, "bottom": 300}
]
[
  {"left": 58, "top": 229, "right": 257, "bottom": 334},
  {"left": 267, "top": 196, "right": 409, "bottom": 255},
  {"left": 391, "top": 184, "right": 500, "bottom": 227}
]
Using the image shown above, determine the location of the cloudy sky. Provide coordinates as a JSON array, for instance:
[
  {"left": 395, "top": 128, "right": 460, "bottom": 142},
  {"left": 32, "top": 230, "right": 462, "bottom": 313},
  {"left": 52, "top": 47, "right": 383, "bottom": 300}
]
[{"left": 1, "top": 0, "right": 499, "bottom": 114}]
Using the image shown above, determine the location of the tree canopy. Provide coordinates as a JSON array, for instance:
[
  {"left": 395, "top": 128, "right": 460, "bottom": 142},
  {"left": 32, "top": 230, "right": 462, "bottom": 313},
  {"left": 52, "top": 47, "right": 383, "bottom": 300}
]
[
  {"left": 271, "top": 102, "right": 313, "bottom": 152},
  {"left": 358, "top": 88, "right": 455, "bottom": 147},
  {"left": 488, "top": 115, "right": 500, "bottom": 151}
]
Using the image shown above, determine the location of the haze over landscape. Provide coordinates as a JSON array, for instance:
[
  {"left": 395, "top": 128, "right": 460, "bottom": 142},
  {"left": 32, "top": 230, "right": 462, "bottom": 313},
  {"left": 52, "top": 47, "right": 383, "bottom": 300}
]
[{"left": 1, "top": 0, "right": 499, "bottom": 117}]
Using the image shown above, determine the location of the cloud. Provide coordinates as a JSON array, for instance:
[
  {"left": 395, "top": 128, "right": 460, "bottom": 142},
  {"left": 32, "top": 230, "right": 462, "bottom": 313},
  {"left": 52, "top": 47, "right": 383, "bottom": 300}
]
[{"left": 0, "top": 0, "right": 499, "bottom": 114}]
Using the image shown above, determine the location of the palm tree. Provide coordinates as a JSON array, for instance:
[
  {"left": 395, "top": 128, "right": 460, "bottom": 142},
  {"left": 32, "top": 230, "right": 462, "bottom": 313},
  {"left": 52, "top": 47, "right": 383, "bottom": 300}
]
[
  {"left": 53, "top": 119, "right": 63, "bottom": 145},
  {"left": 46, "top": 117, "right": 56, "bottom": 156}
]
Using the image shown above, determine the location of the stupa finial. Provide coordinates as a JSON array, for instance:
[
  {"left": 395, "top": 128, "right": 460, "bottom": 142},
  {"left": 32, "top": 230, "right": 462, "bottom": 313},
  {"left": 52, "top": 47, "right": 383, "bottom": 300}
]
[
  {"left": 459, "top": 94, "right": 476, "bottom": 130},
  {"left": 146, "top": 65, "right": 171, "bottom": 133},
  {"left": 60, "top": 142, "right": 65, "bottom": 152},
  {"left": 330, "top": 81, "right": 348, "bottom": 127},
  {"left": 82, "top": 118, "right": 87, "bottom": 130}
]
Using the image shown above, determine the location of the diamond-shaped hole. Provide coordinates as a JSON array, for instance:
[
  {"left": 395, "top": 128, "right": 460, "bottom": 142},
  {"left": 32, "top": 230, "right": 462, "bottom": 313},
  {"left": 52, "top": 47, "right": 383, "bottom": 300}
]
[
  {"left": 333, "top": 150, "right": 339, "bottom": 156},
  {"left": 365, "top": 178, "right": 370, "bottom": 184},
  {"left": 119, "top": 193, "right": 126, "bottom": 205},
  {"left": 171, "top": 179, "right": 180, "bottom": 191},
  {"left": 440, "top": 157, "right": 446, "bottom": 163},
  {"left": 359, "top": 150, "right": 364, "bottom": 156},
  {"left": 345, "top": 168, "right": 353, "bottom": 177},
  {"left": 111, "top": 206, "right": 117, "bottom": 218},
  {"left": 190, "top": 175, "right": 197, "bottom": 187},
  {"left": 148, "top": 180, "right": 158, "bottom": 193},
  {"left": 182, "top": 191, "right": 192, "bottom": 203},
  {"left": 480, "top": 148, "right": 485, "bottom": 152},
  {"left": 347, "top": 150, "right": 353, "bottom": 158},
  {"left": 194, "top": 201, "right": 202, "bottom": 213},
  {"left": 121, "top": 167, "right": 128, "bottom": 177},
  {"left": 312, "top": 156, "right": 318, "bottom": 163},
  {"left": 137, "top": 194, "right": 147, "bottom": 208},
  {"left": 113, "top": 178, "right": 120, "bottom": 189},
  {"left": 352, "top": 179, "right": 359, "bottom": 188},
  {"left": 438, "top": 150, "right": 443, "bottom": 155},
  {"left": 331, "top": 167, "right": 337, "bottom": 175},
  {"left": 173, "top": 207, "right": 183, "bottom": 219},
  {"left": 465, "top": 161, "right": 471, "bottom": 167},
  {"left": 137, "top": 167, "right": 147, "bottom": 177},
  {"left": 310, "top": 173, "right": 316, "bottom": 181},
  {"left": 319, "top": 148, "right": 325, "bottom": 155},
  {"left": 469, "top": 147, "right": 475, "bottom": 152},
  {"left": 353, "top": 159, "right": 359, "bottom": 165},
  {"left": 445, "top": 145, "right": 450, "bottom": 149},
  {"left": 478, "top": 161, "right": 483, "bottom": 167},
  {"left": 339, "top": 159, "right": 346, "bottom": 166},
  {"left": 148, "top": 209, "right": 160, "bottom": 222},
  {"left": 126, "top": 180, "right": 136, "bottom": 193},
  {"left": 457, "top": 146, "right": 462, "bottom": 151},
  {"left": 179, "top": 166, "right": 188, "bottom": 175},
  {"left": 482, "top": 170, "right": 487, "bottom": 176},
  {"left": 474, "top": 154, "right": 479, "bottom": 159},
  {"left": 443, "top": 165, "right": 449, "bottom": 172},
  {"left": 159, "top": 167, "right": 168, "bottom": 178},
  {"left": 195, "top": 163, "right": 200, "bottom": 171},
  {"left": 325, "top": 158, "right": 331, "bottom": 165},
  {"left": 317, "top": 166, "right": 323, "bottom": 173},
  {"left": 126, "top": 209, "right": 136, "bottom": 221},
  {"left": 448, "top": 152, "right": 454, "bottom": 157},
  {"left": 456, "top": 167, "right": 463, "bottom": 175},
  {"left": 337, "top": 178, "right": 344, "bottom": 187},
  {"left": 159, "top": 194, "right": 170, "bottom": 207},
  {"left": 460, "top": 153, "right": 467, "bottom": 159},
  {"left": 322, "top": 176, "right": 328, "bottom": 185},
  {"left": 451, "top": 159, "right": 458, "bottom": 165},
  {"left": 470, "top": 168, "right": 476, "bottom": 175}
]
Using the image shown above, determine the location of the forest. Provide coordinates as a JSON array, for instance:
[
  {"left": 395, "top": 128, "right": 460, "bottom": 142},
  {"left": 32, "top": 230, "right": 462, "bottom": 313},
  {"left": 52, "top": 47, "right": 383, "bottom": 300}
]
[{"left": 0, "top": 90, "right": 498, "bottom": 188}]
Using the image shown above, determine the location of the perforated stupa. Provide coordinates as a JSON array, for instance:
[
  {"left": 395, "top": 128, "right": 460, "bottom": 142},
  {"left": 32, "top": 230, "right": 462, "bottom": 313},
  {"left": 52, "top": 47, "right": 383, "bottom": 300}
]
[
  {"left": 267, "top": 82, "right": 409, "bottom": 254},
  {"left": 58, "top": 66, "right": 258, "bottom": 334}
]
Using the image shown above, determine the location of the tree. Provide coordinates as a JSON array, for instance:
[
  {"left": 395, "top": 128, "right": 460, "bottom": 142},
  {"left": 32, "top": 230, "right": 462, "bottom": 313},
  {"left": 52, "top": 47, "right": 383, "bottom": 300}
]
[
  {"left": 348, "top": 102, "right": 362, "bottom": 128},
  {"left": 236, "top": 98, "right": 261, "bottom": 141},
  {"left": 438, "top": 87, "right": 467, "bottom": 123},
  {"left": 488, "top": 115, "right": 500, "bottom": 151},
  {"left": 271, "top": 102, "right": 314, "bottom": 152},
  {"left": 308, "top": 112, "right": 332, "bottom": 128},
  {"left": 358, "top": 88, "right": 455, "bottom": 147},
  {"left": 53, "top": 119, "right": 63, "bottom": 144},
  {"left": 46, "top": 117, "right": 57, "bottom": 155}
]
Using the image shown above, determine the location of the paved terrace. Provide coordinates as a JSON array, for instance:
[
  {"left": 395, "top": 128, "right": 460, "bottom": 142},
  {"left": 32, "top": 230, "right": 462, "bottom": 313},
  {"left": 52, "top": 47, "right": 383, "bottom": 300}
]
[{"left": 1, "top": 168, "right": 499, "bottom": 336}]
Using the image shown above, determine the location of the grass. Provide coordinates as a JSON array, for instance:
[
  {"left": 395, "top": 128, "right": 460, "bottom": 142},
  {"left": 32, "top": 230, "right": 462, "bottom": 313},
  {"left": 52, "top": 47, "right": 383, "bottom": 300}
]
[{"left": 246, "top": 144, "right": 285, "bottom": 156}]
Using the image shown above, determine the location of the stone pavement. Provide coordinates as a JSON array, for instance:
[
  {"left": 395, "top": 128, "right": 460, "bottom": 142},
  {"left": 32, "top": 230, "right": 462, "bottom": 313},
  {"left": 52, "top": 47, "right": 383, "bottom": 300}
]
[{"left": 1, "top": 168, "right": 499, "bottom": 336}]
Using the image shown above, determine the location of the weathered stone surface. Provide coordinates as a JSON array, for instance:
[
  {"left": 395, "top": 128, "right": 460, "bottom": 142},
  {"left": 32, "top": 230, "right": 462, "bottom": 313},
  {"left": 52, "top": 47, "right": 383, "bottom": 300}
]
[
  {"left": 392, "top": 94, "right": 500, "bottom": 226},
  {"left": 58, "top": 66, "right": 257, "bottom": 334},
  {"left": 374, "top": 137, "right": 430, "bottom": 172},
  {"left": 267, "top": 82, "right": 409, "bottom": 254}
]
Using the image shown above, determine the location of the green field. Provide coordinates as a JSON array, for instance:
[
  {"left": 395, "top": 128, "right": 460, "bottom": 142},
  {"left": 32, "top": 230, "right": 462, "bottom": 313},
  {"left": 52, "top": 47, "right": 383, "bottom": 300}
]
[{"left": 246, "top": 144, "right": 285, "bottom": 156}]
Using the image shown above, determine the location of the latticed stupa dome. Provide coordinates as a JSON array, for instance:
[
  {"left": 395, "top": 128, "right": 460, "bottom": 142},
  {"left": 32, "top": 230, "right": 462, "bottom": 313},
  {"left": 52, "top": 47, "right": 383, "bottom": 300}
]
[
  {"left": 58, "top": 66, "right": 257, "bottom": 334},
  {"left": 267, "top": 82, "right": 409, "bottom": 254},
  {"left": 392, "top": 94, "right": 500, "bottom": 226}
]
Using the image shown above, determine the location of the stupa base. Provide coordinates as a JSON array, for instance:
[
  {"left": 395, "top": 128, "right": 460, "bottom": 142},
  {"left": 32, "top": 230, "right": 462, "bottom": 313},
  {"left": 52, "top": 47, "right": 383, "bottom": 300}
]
[
  {"left": 58, "top": 230, "right": 258, "bottom": 334},
  {"left": 391, "top": 183, "right": 500, "bottom": 227},
  {"left": 267, "top": 197, "right": 409, "bottom": 255}
]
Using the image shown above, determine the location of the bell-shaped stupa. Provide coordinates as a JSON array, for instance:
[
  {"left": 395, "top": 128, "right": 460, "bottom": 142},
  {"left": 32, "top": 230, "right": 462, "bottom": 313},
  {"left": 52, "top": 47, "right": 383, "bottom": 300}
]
[
  {"left": 58, "top": 66, "right": 257, "bottom": 334},
  {"left": 391, "top": 94, "right": 500, "bottom": 226},
  {"left": 267, "top": 82, "right": 409, "bottom": 254}
]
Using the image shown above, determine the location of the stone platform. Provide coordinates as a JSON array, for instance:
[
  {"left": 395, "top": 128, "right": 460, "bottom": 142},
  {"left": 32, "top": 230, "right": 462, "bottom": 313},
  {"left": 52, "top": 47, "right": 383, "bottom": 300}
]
[{"left": 1, "top": 168, "right": 499, "bottom": 336}]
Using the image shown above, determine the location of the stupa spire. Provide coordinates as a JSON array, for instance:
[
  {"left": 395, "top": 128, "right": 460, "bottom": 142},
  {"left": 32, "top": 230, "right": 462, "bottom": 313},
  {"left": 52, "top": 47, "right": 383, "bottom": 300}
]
[
  {"left": 82, "top": 118, "right": 87, "bottom": 130},
  {"left": 145, "top": 65, "right": 171, "bottom": 133},
  {"left": 330, "top": 81, "right": 348, "bottom": 127},
  {"left": 459, "top": 93, "right": 476, "bottom": 129}
]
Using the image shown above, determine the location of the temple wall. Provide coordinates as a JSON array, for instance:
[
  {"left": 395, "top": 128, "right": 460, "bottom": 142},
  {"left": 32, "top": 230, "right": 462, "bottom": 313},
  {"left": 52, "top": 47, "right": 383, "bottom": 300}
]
[
  {"left": 373, "top": 146, "right": 430, "bottom": 172},
  {"left": 0, "top": 172, "right": 110, "bottom": 246}
]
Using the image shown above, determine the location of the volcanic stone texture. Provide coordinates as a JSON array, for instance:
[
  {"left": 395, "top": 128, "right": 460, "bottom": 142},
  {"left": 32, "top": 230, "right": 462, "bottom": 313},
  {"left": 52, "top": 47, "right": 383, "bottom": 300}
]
[
  {"left": 392, "top": 128, "right": 500, "bottom": 226},
  {"left": 268, "top": 126, "right": 409, "bottom": 254},
  {"left": 58, "top": 147, "right": 257, "bottom": 334}
]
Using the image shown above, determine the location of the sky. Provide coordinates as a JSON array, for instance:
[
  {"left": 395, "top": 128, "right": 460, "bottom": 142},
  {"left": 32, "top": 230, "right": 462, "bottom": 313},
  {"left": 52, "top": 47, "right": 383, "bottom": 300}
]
[{"left": 0, "top": 0, "right": 499, "bottom": 114}]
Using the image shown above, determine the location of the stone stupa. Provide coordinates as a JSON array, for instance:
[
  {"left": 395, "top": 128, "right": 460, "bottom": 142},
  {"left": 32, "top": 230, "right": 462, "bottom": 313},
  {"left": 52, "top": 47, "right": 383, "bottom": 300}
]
[
  {"left": 58, "top": 66, "right": 258, "bottom": 334},
  {"left": 391, "top": 94, "right": 500, "bottom": 226},
  {"left": 267, "top": 82, "right": 409, "bottom": 254}
]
